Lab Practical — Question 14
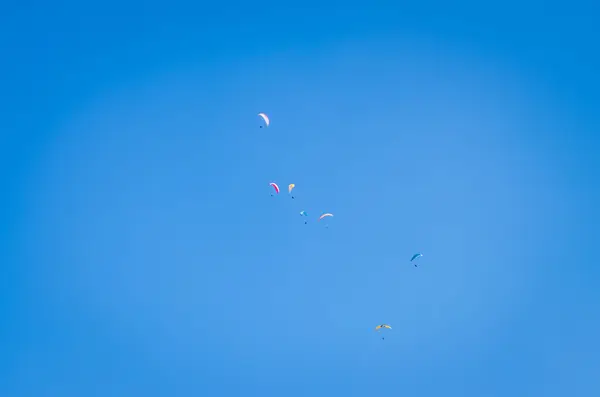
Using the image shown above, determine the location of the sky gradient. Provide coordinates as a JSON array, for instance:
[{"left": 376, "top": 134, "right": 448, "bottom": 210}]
[{"left": 1, "top": 1, "right": 599, "bottom": 396}]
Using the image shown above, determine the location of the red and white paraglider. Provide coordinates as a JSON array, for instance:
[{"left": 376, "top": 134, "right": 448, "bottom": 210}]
[{"left": 269, "top": 182, "right": 280, "bottom": 196}]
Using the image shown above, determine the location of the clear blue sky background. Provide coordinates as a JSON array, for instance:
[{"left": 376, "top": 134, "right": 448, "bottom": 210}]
[{"left": 1, "top": 1, "right": 599, "bottom": 396}]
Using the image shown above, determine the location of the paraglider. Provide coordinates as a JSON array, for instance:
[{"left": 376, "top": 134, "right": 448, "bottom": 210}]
[
  {"left": 375, "top": 324, "right": 392, "bottom": 340},
  {"left": 300, "top": 210, "right": 308, "bottom": 224},
  {"left": 411, "top": 253, "right": 423, "bottom": 267},
  {"left": 269, "top": 182, "right": 280, "bottom": 196},
  {"left": 258, "top": 112, "right": 270, "bottom": 128},
  {"left": 288, "top": 183, "right": 295, "bottom": 199},
  {"left": 318, "top": 213, "right": 333, "bottom": 228}
]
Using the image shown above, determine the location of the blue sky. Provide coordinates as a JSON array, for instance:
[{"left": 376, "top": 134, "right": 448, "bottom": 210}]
[{"left": 1, "top": 1, "right": 599, "bottom": 396}]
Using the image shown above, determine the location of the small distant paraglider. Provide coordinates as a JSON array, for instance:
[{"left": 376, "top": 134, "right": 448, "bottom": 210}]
[
  {"left": 258, "top": 112, "right": 270, "bottom": 128},
  {"left": 300, "top": 210, "right": 308, "bottom": 224},
  {"left": 318, "top": 213, "right": 333, "bottom": 228},
  {"left": 411, "top": 253, "right": 423, "bottom": 267},
  {"left": 375, "top": 324, "right": 392, "bottom": 340},
  {"left": 288, "top": 183, "right": 295, "bottom": 199},
  {"left": 269, "top": 182, "right": 280, "bottom": 196}
]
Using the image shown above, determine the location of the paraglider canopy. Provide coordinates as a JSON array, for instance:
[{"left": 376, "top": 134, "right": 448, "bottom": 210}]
[
  {"left": 375, "top": 324, "right": 392, "bottom": 331},
  {"left": 375, "top": 324, "right": 391, "bottom": 340},
  {"left": 269, "top": 182, "right": 280, "bottom": 194},
  {"left": 410, "top": 253, "right": 423, "bottom": 267},
  {"left": 318, "top": 213, "right": 333, "bottom": 221},
  {"left": 258, "top": 112, "right": 270, "bottom": 128},
  {"left": 410, "top": 253, "right": 423, "bottom": 262}
]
